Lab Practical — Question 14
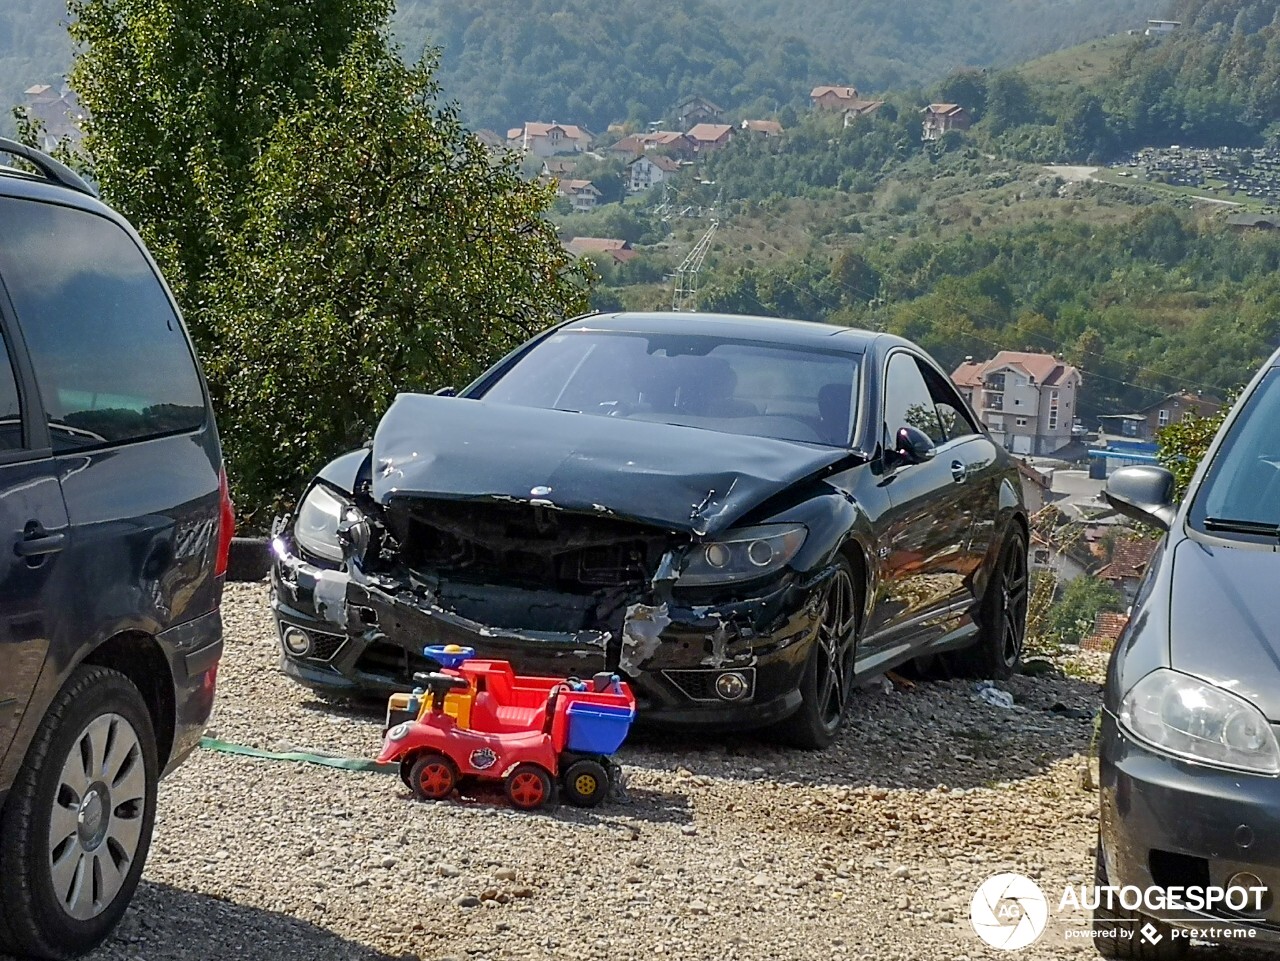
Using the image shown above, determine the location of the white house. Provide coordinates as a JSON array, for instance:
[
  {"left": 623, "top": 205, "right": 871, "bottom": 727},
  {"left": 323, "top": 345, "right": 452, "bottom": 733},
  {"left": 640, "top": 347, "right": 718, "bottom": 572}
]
[
  {"left": 627, "top": 154, "right": 680, "bottom": 193},
  {"left": 952, "top": 351, "right": 1082, "bottom": 455},
  {"left": 506, "top": 122, "right": 593, "bottom": 157}
]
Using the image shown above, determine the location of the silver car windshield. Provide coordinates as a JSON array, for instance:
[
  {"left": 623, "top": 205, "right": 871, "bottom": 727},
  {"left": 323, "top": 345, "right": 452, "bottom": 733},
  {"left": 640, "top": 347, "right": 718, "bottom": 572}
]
[
  {"left": 481, "top": 330, "right": 860, "bottom": 447},
  {"left": 1191, "top": 368, "right": 1280, "bottom": 536}
]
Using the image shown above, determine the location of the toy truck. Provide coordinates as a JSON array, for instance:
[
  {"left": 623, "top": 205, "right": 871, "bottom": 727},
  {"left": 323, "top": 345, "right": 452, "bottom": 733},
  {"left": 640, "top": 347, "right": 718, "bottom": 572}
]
[{"left": 376, "top": 645, "right": 636, "bottom": 810}]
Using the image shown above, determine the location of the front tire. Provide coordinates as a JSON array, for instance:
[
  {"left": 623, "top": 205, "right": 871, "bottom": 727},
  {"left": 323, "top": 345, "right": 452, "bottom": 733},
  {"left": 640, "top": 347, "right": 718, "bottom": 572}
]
[
  {"left": 951, "top": 528, "right": 1028, "bottom": 680},
  {"left": 0, "top": 666, "right": 158, "bottom": 961},
  {"left": 504, "top": 764, "right": 554, "bottom": 810},
  {"left": 408, "top": 753, "right": 457, "bottom": 801},
  {"left": 775, "top": 557, "right": 861, "bottom": 750}
]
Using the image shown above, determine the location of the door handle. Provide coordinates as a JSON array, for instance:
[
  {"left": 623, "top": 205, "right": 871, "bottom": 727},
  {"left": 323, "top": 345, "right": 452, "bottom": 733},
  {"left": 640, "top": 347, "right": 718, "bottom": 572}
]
[
  {"left": 15, "top": 527, "right": 66, "bottom": 558},
  {"left": 950, "top": 460, "right": 968, "bottom": 484}
]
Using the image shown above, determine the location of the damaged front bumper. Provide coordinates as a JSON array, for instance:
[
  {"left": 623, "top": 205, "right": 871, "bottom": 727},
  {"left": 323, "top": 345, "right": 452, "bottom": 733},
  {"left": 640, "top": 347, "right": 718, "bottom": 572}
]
[{"left": 270, "top": 539, "right": 832, "bottom": 729}]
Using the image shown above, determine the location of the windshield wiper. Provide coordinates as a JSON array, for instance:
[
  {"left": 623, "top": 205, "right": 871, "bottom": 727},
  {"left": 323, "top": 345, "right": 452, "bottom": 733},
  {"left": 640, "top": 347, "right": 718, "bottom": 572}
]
[{"left": 1203, "top": 516, "right": 1280, "bottom": 538}]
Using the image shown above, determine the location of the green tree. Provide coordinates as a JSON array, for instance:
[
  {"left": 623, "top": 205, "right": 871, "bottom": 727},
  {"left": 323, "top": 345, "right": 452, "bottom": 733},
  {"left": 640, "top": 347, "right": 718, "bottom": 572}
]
[
  {"left": 1046, "top": 575, "right": 1124, "bottom": 646},
  {"left": 1156, "top": 407, "right": 1229, "bottom": 499},
  {"left": 68, "top": 0, "right": 589, "bottom": 523}
]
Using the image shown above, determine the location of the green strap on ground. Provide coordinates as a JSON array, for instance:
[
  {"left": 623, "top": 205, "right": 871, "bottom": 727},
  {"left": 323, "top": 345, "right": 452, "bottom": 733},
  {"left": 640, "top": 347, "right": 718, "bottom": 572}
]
[{"left": 199, "top": 736, "right": 398, "bottom": 775}]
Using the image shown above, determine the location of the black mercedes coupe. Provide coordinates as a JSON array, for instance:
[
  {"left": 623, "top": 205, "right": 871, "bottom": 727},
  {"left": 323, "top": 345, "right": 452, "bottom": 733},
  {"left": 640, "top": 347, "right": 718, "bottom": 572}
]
[{"left": 270, "top": 312, "right": 1028, "bottom": 747}]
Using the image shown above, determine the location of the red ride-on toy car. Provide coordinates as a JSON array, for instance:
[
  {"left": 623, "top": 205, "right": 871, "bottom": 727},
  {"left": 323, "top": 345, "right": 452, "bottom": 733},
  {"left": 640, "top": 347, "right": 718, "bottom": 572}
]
[{"left": 376, "top": 645, "right": 636, "bottom": 810}]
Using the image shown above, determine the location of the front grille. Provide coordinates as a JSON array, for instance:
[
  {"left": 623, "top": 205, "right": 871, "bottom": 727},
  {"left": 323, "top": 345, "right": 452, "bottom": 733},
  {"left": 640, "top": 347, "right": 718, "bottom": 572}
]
[
  {"left": 355, "top": 641, "right": 432, "bottom": 681},
  {"left": 400, "top": 500, "right": 673, "bottom": 595},
  {"left": 306, "top": 630, "right": 346, "bottom": 662}
]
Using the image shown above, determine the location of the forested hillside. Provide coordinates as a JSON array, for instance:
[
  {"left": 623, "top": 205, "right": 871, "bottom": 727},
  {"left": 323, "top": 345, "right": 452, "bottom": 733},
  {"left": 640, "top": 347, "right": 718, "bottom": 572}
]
[
  {"left": 714, "top": 0, "right": 1164, "bottom": 90},
  {"left": 391, "top": 0, "right": 835, "bottom": 132}
]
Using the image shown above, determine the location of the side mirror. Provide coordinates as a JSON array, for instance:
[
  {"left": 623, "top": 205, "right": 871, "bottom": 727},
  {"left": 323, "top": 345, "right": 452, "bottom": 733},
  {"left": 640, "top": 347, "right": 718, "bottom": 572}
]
[
  {"left": 433, "top": 386, "right": 458, "bottom": 397},
  {"left": 888, "top": 425, "right": 936, "bottom": 467},
  {"left": 1104, "top": 465, "right": 1176, "bottom": 531}
]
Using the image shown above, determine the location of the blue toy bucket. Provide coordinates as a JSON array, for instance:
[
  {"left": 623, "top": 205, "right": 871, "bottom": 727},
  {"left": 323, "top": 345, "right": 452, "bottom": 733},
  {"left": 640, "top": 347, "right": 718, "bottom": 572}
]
[{"left": 565, "top": 703, "right": 635, "bottom": 755}]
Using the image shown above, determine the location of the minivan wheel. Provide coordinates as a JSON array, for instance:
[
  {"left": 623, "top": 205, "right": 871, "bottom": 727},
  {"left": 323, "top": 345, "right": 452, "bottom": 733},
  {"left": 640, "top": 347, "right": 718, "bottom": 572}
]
[
  {"left": 774, "top": 557, "right": 861, "bottom": 750},
  {"left": 0, "top": 666, "right": 158, "bottom": 960},
  {"left": 951, "top": 529, "right": 1028, "bottom": 680}
]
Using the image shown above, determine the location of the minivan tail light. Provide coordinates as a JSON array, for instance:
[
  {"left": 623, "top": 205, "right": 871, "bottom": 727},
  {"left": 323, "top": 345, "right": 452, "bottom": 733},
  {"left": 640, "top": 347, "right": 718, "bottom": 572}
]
[{"left": 216, "top": 466, "right": 235, "bottom": 578}]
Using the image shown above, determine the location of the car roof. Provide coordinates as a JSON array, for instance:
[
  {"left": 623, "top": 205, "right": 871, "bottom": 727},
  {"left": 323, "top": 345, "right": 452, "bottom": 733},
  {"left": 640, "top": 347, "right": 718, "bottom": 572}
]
[
  {"left": 564, "top": 311, "right": 877, "bottom": 352},
  {"left": 0, "top": 161, "right": 116, "bottom": 220}
]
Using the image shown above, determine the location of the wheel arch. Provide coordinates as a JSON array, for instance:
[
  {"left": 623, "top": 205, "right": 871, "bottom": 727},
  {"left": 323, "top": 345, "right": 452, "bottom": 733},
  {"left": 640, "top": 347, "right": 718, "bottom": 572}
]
[
  {"left": 837, "top": 536, "right": 872, "bottom": 635},
  {"left": 82, "top": 631, "right": 175, "bottom": 770}
]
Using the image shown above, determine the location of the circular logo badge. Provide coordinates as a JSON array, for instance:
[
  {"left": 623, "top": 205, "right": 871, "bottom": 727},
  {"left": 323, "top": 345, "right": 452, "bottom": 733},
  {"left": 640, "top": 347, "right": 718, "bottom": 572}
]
[
  {"left": 970, "top": 873, "right": 1048, "bottom": 950},
  {"left": 470, "top": 748, "right": 499, "bottom": 770}
]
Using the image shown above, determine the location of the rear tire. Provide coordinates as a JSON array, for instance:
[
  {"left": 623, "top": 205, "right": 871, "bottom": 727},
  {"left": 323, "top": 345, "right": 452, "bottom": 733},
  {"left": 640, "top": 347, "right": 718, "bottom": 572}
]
[
  {"left": 0, "top": 666, "right": 158, "bottom": 961},
  {"left": 774, "top": 557, "right": 861, "bottom": 750},
  {"left": 504, "top": 764, "right": 554, "bottom": 810},
  {"left": 562, "top": 759, "right": 609, "bottom": 808},
  {"left": 1092, "top": 843, "right": 1186, "bottom": 959},
  {"left": 951, "top": 529, "right": 1028, "bottom": 680}
]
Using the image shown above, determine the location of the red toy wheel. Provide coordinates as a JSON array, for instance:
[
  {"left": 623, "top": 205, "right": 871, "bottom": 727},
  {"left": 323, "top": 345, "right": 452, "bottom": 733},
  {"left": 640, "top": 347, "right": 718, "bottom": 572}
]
[
  {"left": 408, "top": 752, "right": 457, "bottom": 801},
  {"left": 505, "top": 763, "right": 554, "bottom": 810}
]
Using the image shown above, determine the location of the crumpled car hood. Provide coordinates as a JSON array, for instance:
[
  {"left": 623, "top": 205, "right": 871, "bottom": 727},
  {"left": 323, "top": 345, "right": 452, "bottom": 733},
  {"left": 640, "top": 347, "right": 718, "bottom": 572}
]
[
  {"left": 1168, "top": 536, "right": 1280, "bottom": 721},
  {"left": 370, "top": 394, "right": 852, "bottom": 536}
]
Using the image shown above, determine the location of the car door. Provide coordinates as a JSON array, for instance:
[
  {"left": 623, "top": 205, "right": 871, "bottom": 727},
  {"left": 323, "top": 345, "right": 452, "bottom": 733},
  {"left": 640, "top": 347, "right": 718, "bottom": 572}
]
[
  {"left": 861, "top": 350, "right": 974, "bottom": 669},
  {"left": 0, "top": 288, "right": 70, "bottom": 772},
  {"left": 917, "top": 358, "right": 1001, "bottom": 600}
]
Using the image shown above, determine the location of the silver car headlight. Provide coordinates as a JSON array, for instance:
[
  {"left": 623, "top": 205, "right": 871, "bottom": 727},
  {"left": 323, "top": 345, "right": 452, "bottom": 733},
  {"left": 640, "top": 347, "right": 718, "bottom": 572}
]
[
  {"left": 679, "top": 524, "right": 807, "bottom": 586},
  {"left": 1119, "top": 668, "right": 1280, "bottom": 775},
  {"left": 292, "top": 484, "right": 350, "bottom": 563}
]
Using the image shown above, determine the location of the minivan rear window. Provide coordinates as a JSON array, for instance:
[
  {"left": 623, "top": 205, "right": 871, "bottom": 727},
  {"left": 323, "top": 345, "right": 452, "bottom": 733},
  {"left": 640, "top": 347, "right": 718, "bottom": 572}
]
[{"left": 0, "top": 197, "right": 205, "bottom": 451}]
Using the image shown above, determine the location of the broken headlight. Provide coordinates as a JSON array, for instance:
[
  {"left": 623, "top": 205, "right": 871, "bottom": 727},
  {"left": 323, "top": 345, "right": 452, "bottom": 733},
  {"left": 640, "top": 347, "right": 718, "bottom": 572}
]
[
  {"left": 293, "top": 483, "right": 350, "bottom": 563},
  {"left": 680, "top": 524, "right": 807, "bottom": 586}
]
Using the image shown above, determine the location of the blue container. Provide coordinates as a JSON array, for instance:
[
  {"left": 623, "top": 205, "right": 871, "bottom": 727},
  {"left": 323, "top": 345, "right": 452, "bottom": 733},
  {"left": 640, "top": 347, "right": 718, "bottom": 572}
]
[{"left": 565, "top": 703, "right": 635, "bottom": 755}]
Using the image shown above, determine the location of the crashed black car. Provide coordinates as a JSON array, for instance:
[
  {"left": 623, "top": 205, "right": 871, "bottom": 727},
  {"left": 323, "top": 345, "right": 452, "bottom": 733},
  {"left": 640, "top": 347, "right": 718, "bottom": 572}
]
[{"left": 271, "top": 312, "right": 1028, "bottom": 747}]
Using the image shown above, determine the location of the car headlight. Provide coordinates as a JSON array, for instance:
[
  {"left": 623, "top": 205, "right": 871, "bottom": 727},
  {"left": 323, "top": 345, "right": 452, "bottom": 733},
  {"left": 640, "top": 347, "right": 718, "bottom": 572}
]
[
  {"left": 293, "top": 484, "right": 350, "bottom": 563},
  {"left": 679, "top": 524, "right": 807, "bottom": 587},
  {"left": 1119, "top": 668, "right": 1280, "bottom": 775}
]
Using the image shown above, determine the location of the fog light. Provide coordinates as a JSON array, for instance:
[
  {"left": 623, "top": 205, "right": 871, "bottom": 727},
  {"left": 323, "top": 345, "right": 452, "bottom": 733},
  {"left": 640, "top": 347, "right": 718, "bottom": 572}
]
[
  {"left": 1227, "top": 872, "right": 1272, "bottom": 912},
  {"left": 715, "top": 672, "right": 749, "bottom": 701},
  {"left": 282, "top": 626, "right": 313, "bottom": 657}
]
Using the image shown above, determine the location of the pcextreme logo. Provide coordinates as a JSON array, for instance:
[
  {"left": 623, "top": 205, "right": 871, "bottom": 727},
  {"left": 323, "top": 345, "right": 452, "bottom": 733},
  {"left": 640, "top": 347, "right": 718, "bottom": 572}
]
[{"left": 970, "top": 873, "right": 1050, "bottom": 950}]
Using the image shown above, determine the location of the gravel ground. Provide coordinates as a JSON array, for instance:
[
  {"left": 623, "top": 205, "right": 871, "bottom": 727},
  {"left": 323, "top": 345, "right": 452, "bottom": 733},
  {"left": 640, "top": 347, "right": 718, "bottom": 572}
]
[{"left": 6, "top": 583, "right": 1273, "bottom": 961}]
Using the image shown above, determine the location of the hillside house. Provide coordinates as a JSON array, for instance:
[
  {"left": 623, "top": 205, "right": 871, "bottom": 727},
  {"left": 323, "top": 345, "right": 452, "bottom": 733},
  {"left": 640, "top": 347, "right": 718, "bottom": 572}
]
[
  {"left": 1098, "top": 391, "right": 1223, "bottom": 440},
  {"left": 1017, "top": 460, "right": 1054, "bottom": 512},
  {"left": 541, "top": 158, "right": 578, "bottom": 179},
  {"left": 1081, "top": 612, "right": 1129, "bottom": 653},
  {"left": 740, "top": 119, "right": 784, "bottom": 138},
  {"left": 952, "top": 351, "right": 1081, "bottom": 455},
  {"left": 685, "top": 123, "right": 734, "bottom": 153},
  {"left": 506, "top": 122, "right": 593, "bottom": 157},
  {"left": 564, "top": 237, "right": 638, "bottom": 264},
  {"left": 675, "top": 96, "right": 723, "bottom": 128},
  {"left": 607, "top": 135, "right": 648, "bottom": 159},
  {"left": 556, "top": 179, "right": 602, "bottom": 212},
  {"left": 1227, "top": 213, "right": 1279, "bottom": 231},
  {"left": 627, "top": 154, "right": 681, "bottom": 193},
  {"left": 1097, "top": 537, "right": 1158, "bottom": 606},
  {"left": 842, "top": 101, "right": 886, "bottom": 126},
  {"left": 1029, "top": 530, "right": 1090, "bottom": 586},
  {"left": 810, "top": 86, "right": 861, "bottom": 111},
  {"left": 1145, "top": 19, "right": 1180, "bottom": 35},
  {"left": 21, "top": 85, "right": 85, "bottom": 151},
  {"left": 921, "top": 104, "right": 970, "bottom": 141}
]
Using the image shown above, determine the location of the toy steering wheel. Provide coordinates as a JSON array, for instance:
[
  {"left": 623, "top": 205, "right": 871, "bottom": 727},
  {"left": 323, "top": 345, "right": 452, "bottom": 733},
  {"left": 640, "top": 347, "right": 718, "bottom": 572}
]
[{"left": 412, "top": 671, "right": 470, "bottom": 711}]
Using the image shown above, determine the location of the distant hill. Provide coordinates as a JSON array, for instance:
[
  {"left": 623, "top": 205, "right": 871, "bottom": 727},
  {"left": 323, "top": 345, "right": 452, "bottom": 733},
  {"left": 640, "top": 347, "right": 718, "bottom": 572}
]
[
  {"left": 712, "top": 0, "right": 1167, "bottom": 91},
  {"left": 390, "top": 0, "right": 838, "bottom": 133}
]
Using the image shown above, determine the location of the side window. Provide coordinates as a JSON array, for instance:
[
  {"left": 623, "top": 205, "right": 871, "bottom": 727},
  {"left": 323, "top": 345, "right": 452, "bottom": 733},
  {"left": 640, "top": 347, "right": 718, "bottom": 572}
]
[
  {"left": 883, "top": 352, "right": 944, "bottom": 446},
  {"left": 919, "top": 363, "right": 979, "bottom": 441},
  {"left": 0, "top": 198, "right": 205, "bottom": 452},
  {"left": 0, "top": 330, "right": 22, "bottom": 451}
]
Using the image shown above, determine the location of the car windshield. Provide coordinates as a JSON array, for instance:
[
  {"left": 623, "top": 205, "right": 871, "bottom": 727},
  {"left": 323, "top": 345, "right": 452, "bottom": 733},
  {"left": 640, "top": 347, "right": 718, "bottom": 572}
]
[
  {"left": 480, "top": 329, "right": 860, "bottom": 446},
  {"left": 1190, "top": 367, "right": 1280, "bottom": 535}
]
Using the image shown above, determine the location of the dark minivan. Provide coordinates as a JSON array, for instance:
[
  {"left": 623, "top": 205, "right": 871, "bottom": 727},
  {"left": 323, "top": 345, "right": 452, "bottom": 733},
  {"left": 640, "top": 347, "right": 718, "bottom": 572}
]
[{"left": 0, "top": 141, "right": 229, "bottom": 959}]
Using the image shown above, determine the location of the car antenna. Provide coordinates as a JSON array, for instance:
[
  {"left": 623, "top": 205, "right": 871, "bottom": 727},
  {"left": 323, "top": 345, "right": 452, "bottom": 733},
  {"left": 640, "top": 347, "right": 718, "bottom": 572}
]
[{"left": 0, "top": 137, "right": 97, "bottom": 198}]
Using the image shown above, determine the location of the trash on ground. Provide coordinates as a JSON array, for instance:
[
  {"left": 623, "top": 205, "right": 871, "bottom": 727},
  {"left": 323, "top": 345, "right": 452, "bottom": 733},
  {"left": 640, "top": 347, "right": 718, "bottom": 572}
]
[{"left": 974, "top": 681, "right": 1015, "bottom": 709}]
